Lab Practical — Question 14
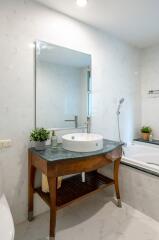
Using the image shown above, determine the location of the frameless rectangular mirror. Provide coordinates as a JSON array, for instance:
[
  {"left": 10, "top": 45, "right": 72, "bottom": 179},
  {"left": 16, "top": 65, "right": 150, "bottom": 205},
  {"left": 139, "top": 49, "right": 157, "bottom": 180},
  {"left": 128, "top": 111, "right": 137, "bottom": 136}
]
[{"left": 35, "top": 41, "right": 92, "bottom": 129}]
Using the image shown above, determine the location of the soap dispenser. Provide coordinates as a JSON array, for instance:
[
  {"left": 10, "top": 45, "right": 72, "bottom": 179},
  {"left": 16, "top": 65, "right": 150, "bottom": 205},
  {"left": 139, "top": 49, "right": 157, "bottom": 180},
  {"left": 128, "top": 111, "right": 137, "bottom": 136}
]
[{"left": 51, "top": 130, "right": 58, "bottom": 148}]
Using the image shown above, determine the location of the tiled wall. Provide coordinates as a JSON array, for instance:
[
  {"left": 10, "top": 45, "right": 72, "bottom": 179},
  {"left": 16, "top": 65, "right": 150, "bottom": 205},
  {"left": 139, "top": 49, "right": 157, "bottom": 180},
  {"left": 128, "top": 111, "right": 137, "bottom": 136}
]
[
  {"left": 140, "top": 45, "right": 159, "bottom": 139},
  {"left": 120, "top": 164, "right": 159, "bottom": 222},
  {"left": 0, "top": 0, "right": 140, "bottom": 223}
]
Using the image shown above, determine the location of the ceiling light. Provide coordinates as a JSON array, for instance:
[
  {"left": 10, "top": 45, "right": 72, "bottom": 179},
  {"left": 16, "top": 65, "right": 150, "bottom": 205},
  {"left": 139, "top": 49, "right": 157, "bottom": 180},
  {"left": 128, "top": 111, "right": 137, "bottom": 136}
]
[{"left": 76, "top": 0, "right": 88, "bottom": 7}]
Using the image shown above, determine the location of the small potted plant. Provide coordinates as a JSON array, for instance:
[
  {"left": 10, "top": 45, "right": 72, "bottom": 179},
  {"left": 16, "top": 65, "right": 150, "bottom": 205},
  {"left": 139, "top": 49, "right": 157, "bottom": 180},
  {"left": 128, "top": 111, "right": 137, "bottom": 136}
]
[
  {"left": 30, "top": 128, "right": 50, "bottom": 150},
  {"left": 141, "top": 126, "right": 152, "bottom": 141}
]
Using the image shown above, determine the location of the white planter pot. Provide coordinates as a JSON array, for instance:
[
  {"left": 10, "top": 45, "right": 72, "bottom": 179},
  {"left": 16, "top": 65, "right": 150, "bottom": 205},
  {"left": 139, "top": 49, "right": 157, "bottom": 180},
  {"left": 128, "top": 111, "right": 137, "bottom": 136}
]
[{"left": 34, "top": 141, "right": 46, "bottom": 151}]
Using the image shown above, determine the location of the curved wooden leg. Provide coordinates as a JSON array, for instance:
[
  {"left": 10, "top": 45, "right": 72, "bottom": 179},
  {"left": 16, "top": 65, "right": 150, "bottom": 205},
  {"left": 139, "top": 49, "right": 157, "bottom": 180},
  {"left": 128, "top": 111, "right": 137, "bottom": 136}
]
[
  {"left": 114, "top": 159, "right": 122, "bottom": 208},
  {"left": 48, "top": 177, "right": 57, "bottom": 239},
  {"left": 28, "top": 151, "right": 36, "bottom": 221}
]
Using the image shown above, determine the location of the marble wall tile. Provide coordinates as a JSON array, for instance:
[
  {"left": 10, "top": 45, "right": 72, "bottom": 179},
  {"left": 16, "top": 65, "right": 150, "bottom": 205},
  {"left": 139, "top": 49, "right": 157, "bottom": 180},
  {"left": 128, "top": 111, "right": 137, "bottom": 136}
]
[
  {"left": 0, "top": 0, "right": 140, "bottom": 223},
  {"left": 120, "top": 164, "right": 159, "bottom": 222},
  {"left": 140, "top": 45, "right": 159, "bottom": 139}
]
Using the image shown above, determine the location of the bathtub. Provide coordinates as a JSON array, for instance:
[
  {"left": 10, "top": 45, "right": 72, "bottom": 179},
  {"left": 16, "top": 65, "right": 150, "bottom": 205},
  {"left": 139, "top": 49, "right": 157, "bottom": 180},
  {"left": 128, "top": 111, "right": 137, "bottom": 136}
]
[{"left": 122, "top": 141, "right": 159, "bottom": 176}]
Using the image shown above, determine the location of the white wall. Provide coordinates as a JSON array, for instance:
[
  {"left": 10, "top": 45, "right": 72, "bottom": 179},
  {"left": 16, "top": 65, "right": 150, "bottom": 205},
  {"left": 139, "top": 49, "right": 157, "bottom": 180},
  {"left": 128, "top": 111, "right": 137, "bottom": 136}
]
[
  {"left": 141, "top": 45, "right": 159, "bottom": 139},
  {"left": 37, "top": 61, "right": 87, "bottom": 128},
  {"left": 0, "top": 0, "right": 140, "bottom": 223}
]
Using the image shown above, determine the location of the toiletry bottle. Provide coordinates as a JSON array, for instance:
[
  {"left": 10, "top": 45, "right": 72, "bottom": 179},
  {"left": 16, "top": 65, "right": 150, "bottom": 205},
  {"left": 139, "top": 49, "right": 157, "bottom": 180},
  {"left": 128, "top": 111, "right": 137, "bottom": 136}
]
[
  {"left": 149, "top": 133, "right": 153, "bottom": 142},
  {"left": 51, "top": 130, "right": 58, "bottom": 148}
]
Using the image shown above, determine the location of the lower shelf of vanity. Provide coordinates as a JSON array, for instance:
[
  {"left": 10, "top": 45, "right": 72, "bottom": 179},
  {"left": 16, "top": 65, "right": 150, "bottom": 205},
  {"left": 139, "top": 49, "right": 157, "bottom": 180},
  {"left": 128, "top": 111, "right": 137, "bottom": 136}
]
[{"left": 35, "top": 171, "right": 114, "bottom": 209}]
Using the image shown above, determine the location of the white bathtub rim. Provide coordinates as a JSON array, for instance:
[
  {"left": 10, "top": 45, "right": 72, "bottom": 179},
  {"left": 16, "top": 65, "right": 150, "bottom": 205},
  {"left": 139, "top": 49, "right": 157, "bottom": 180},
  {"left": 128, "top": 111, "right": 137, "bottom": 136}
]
[
  {"left": 122, "top": 156, "right": 159, "bottom": 173},
  {"left": 122, "top": 141, "right": 159, "bottom": 176},
  {"left": 133, "top": 140, "right": 159, "bottom": 149}
]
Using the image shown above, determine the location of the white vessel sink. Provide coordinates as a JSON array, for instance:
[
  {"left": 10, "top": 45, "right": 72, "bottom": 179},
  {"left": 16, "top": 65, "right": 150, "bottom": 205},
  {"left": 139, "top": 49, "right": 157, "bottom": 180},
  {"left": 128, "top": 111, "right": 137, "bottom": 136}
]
[{"left": 62, "top": 133, "right": 103, "bottom": 152}]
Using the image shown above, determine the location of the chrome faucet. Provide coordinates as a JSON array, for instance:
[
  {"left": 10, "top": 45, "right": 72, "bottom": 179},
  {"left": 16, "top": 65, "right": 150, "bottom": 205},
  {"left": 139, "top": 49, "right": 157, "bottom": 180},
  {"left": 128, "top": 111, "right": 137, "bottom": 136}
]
[
  {"left": 65, "top": 115, "right": 78, "bottom": 128},
  {"left": 81, "top": 117, "right": 91, "bottom": 183}
]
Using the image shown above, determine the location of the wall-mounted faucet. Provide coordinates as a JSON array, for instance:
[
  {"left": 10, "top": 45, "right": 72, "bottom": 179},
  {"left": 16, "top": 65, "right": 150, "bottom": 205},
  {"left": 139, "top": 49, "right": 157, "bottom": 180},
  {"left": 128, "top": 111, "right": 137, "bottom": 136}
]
[{"left": 65, "top": 115, "right": 78, "bottom": 128}]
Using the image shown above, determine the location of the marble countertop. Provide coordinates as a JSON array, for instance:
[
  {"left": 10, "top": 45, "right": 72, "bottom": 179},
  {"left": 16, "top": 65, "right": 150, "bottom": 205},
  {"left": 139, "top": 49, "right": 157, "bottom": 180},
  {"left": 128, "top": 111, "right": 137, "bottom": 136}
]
[{"left": 30, "top": 139, "right": 122, "bottom": 163}]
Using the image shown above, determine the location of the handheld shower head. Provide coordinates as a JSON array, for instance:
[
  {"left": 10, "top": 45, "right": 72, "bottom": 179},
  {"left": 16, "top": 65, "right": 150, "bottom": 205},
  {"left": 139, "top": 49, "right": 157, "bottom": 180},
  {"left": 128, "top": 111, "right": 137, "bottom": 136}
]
[
  {"left": 117, "top": 97, "right": 125, "bottom": 143},
  {"left": 117, "top": 98, "right": 125, "bottom": 115},
  {"left": 119, "top": 98, "right": 125, "bottom": 104}
]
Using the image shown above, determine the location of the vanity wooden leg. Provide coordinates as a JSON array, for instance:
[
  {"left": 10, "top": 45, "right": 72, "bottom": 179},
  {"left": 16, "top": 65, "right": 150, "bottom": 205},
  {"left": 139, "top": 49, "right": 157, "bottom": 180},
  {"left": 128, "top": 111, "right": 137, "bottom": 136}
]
[
  {"left": 28, "top": 151, "right": 36, "bottom": 221},
  {"left": 114, "top": 159, "right": 122, "bottom": 208},
  {"left": 48, "top": 177, "right": 57, "bottom": 239}
]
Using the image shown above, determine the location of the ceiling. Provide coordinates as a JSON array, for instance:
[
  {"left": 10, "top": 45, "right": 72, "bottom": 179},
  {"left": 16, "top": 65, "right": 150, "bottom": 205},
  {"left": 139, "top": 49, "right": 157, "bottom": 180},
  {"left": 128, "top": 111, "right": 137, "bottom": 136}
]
[{"left": 35, "top": 0, "right": 159, "bottom": 48}]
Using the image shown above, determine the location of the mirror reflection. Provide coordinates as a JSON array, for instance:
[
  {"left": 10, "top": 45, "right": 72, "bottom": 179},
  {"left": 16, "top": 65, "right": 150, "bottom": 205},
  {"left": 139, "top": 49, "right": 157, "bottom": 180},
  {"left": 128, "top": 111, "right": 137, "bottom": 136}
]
[{"left": 36, "top": 41, "right": 91, "bottom": 129}]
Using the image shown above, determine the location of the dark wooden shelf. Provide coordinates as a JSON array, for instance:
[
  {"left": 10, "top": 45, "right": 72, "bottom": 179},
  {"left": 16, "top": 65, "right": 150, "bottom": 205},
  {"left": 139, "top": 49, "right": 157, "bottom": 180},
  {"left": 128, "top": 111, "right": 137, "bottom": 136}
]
[{"left": 35, "top": 172, "right": 114, "bottom": 209}]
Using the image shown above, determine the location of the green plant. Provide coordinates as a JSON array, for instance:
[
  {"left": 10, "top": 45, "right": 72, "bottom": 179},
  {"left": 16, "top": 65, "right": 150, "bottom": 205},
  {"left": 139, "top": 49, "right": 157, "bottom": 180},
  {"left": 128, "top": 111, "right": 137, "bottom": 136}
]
[
  {"left": 30, "top": 128, "right": 50, "bottom": 142},
  {"left": 141, "top": 126, "right": 152, "bottom": 134}
]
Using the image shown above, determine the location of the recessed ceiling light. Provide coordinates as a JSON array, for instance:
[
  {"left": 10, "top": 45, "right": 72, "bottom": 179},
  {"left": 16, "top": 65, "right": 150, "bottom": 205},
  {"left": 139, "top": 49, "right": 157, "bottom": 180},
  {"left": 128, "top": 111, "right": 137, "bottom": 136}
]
[{"left": 76, "top": 0, "right": 88, "bottom": 7}]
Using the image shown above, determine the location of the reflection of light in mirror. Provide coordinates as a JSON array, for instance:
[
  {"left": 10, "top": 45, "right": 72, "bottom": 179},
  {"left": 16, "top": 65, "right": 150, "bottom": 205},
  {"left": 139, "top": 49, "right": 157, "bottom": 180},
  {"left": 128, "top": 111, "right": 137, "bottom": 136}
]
[
  {"left": 36, "top": 41, "right": 56, "bottom": 55},
  {"left": 36, "top": 41, "right": 41, "bottom": 55}
]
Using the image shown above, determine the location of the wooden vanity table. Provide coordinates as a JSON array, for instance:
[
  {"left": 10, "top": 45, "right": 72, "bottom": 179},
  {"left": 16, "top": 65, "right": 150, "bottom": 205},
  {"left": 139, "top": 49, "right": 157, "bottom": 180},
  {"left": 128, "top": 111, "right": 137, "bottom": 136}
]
[{"left": 28, "top": 139, "right": 122, "bottom": 239}]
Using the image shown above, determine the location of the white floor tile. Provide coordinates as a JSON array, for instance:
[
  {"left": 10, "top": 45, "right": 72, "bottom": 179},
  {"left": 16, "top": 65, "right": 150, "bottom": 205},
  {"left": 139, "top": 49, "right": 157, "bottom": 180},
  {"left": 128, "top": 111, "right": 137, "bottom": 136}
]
[{"left": 15, "top": 191, "right": 159, "bottom": 240}]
